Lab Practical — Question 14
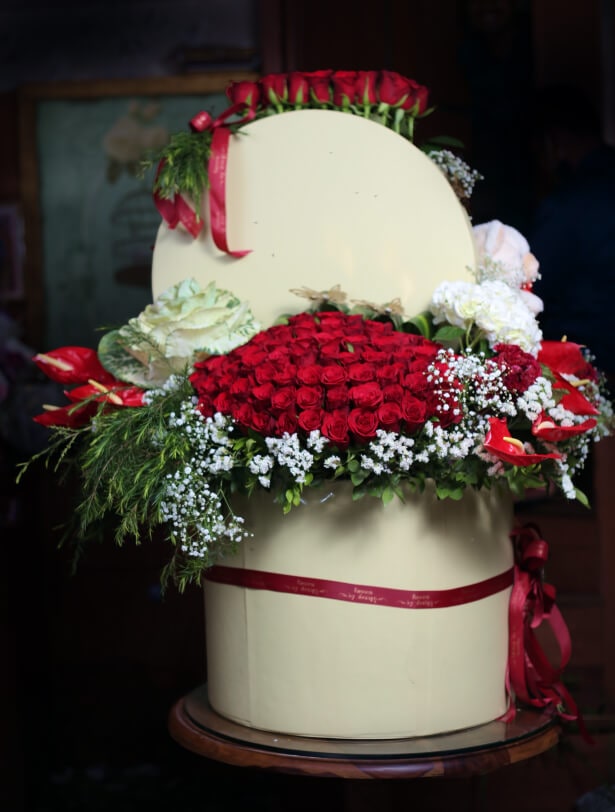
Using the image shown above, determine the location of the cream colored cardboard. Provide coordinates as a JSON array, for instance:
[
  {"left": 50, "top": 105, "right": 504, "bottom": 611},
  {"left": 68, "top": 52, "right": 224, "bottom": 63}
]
[
  {"left": 205, "top": 483, "right": 514, "bottom": 739},
  {"left": 152, "top": 109, "right": 477, "bottom": 327}
]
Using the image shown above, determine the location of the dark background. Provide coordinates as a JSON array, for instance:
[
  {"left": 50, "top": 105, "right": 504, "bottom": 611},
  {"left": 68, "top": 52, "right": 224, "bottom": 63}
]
[{"left": 2, "top": 1, "right": 615, "bottom": 810}]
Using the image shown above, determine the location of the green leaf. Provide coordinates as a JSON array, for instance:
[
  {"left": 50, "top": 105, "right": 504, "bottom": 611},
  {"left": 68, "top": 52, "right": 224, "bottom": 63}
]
[
  {"left": 421, "top": 134, "right": 465, "bottom": 149},
  {"left": 404, "top": 311, "right": 434, "bottom": 338},
  {"left": 434, "top": 324, "right": 466, "bottom": 341}
]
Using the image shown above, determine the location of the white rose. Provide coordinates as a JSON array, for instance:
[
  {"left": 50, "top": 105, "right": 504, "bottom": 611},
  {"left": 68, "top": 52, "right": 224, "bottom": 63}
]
[
  {"left": 99, "top": 278, "right": 260, "bottom": 387},
  {"left": 472, "top": 220, "right": 540, "bottom": 287}
]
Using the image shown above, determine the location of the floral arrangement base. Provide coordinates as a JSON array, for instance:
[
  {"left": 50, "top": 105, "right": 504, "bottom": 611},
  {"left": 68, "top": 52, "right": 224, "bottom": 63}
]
[{"left": 204, "top": 482, "right": 514, "bottom": 739}]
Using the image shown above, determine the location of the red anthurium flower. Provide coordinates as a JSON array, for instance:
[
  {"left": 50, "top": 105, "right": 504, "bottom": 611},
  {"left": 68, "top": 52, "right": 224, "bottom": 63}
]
[
  {"left": 66, "top": 380, "right": 146, "bottom": 408},
  {"left": 33, "top": 400, "right": 99, "bottom": 429},
  {"left": 33, "top": 347, "right": 116, "bottom": 386},
  {"left": 484, "top": 417, "right": 561, "bottom": 466},
  {"left": 538, "top": 339, "right": 598, "bottom": 381},
  {"left": 552, "top": 372, "right": 600, "bottom": 416},
  {"left": 532, "top": 412, "right": 597, "bottom": 442}
]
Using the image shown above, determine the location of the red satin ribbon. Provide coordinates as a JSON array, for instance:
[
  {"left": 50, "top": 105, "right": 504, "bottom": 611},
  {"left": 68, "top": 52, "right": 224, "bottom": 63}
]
[
  {"left": 153, "top": 103, "right": 256, "bottom": 255},
  {"left": 204, "top": 564, "right": 513, "bottom": 610},
  {"left": 506, "top": 524, "right": 592, "bottom": 741}
]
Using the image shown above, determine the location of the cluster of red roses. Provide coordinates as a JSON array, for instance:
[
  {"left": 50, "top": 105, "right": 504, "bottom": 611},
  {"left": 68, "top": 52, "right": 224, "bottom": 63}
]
[
  {"left": 190, "top": 311, "right": 462, "bottom": 447},
  {"left": 225, "top": 69, "right": 430, "bottom": 117}
]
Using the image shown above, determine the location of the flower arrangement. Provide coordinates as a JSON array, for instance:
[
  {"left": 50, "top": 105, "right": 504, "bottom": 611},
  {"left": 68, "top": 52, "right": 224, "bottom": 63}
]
[
  {"left": 20, "top": 214, "right": 614, "bottom": 590},
  {"left": 18, "top": 73, "right": 614, "bottom": 592}
]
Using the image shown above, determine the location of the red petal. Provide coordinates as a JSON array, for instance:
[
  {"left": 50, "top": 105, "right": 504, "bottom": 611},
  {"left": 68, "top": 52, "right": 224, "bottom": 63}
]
[{"left": 33, "top": 347, "right": 116, "bottom": 385}]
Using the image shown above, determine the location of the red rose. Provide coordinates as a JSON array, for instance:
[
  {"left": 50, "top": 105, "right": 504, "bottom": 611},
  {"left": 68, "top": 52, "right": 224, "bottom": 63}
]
[
  {"left": 260, "top": 73, "right": 288, "bottom": 105},
  {"left": 332, "top": 350, "right": 361, "bottom": 366},
  {"left": 321, "top": 411, "right": 350, "bottom": 447},
  {"left": 326, "top": 385, "right": 349, "bottom": 410},
  {"left": 376, "top": 363, "right": 404, "bottom": 385},
  {"left": 303, "top": 69, "right": 333, "bottom": 103},
  {"left": 273, "top": 363, "right": 298, "bottom": 385},
  {"left": 347, "top": 363, "right": 376, "bottom": 383},
  {"left": 317, "top": 312, "right": 348, "bottom": 330},
  {"left": 230, "top": 376, "right": 253, "bottom": 397},
  {"left": 296, "top": 363, "right": 321, "bottom": 385},
  {"left": 331, "top": 70, "right": 358, "bottom": 106},
  {"left": 275, "top": 411, "right": 298, "bottom": 436},
  {"left": 355, "top": 70, "right": 378, "bottom": 105},
  {"left": 288, "top": 72, "right": 310, "bottom": 105},
  {"left": 378, "top": 70, "right": 411, "bottom": 106},
  {"left": 349, "top": 382, "right": 383, "bottom": 409},
  {"left": 320, "top": 339, "right": 344, "bottom": 359},
  {"left": 214, "top": 391, "right": 234, "bottom": 413},
  {"left": 362, "top": 348, "right": 390, "bottom": 364},
  {"left": 289, "top": 312, "right": 317, "bottom": 328},
  {"left": 249, "top": 409, "right": 273, "bottom": 435},
  {"left": 403, "top": 371, "right": 431, "bottom": 395},
  {"left": 342, "top": 333, "right": 369, "bottom": 349},
  {"left": 377, "top": 401, "right": 403, "bottom": 432},
  {"left": 401, "top": 394, "right": 427, "bottom": 431},
  {"left": 231, "top": 402, "right": 255, "bottom": 429},
  {"left": 254, "top": 362, "right": 278, "bottom": 383},
  {"left": 253, "top": 382, "right": 274, "bottom": 402},
  {"left": 270, "top": 386, "right": 296, "bottom": 413},
  {"left": 297, "top": 408, "right": 324, "bottom": 433},
  {"left": 296, "top": 385, "right": 323, "bottom": 409},
  {"left": 348, "top": 407, "right": 379, "bottom": 441},
  {"left": 400, "top": 79, "right": 429, "bottom": 113},
  {"left": 238, "top": 346, "right": 268, "bottom": 368},
  {"left": 320, "top": 365, "right": 348, "bottom": 386},
  {"left": 382, "top": 383, "right": 404, "bottom": 403},
  {"left": 226, "top": 79, "right": 260, "bottom": 108},
  {"left": 195, "top": 395, "right": 215, "bottom": 418}
]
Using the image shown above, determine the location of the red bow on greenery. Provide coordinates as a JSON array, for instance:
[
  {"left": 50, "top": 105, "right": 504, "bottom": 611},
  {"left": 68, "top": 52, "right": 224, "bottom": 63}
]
[{"left": 153, "top": 103, "right": 255, "bottom": 256}]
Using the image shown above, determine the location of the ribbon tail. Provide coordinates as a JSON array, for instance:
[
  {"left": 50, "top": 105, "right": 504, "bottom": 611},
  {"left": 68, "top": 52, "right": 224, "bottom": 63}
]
[
  {"left": 208, "top": 127, "right": 251, "bottom": 258},
  {"left": 175, "top": 194, "right": 204, "bottom": 238},
  {"left": 506, "top": 525, "right": 593, "bottom": 744}
]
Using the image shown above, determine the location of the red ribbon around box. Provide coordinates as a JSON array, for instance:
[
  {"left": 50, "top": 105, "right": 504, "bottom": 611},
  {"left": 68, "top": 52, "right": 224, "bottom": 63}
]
[{"left": 205, "top": 523, "right": 588, "bottom": 736}]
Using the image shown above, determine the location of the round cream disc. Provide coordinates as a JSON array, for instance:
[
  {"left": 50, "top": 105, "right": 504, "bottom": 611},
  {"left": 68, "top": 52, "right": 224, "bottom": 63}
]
[{"left": 152, "top": 109, "right": 476, "bottom": 327}]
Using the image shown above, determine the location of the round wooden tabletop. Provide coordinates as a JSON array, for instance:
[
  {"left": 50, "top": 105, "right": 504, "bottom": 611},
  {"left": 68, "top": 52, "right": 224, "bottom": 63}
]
[{"left": 168, "top": 683, "right": 560, "bottom": 780}]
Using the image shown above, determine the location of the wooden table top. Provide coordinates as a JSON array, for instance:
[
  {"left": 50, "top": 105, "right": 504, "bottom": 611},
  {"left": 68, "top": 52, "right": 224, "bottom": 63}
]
[{"left": 168, "top": 683, "right": 560, "bottom": 780}]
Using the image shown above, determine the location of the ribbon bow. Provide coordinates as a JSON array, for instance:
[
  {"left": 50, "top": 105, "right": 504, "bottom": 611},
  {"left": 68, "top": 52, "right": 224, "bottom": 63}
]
[
  {"left": 506, "top": 523, "right": 591, "bottom": 741},
  {"left": 153, "top": 103, "right": 256, "bottom": 257}
]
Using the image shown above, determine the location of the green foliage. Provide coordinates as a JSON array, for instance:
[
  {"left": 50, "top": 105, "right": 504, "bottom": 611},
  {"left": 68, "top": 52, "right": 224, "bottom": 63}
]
[{"left": 142, "top": 130, "right": 213, "bottom": 220}]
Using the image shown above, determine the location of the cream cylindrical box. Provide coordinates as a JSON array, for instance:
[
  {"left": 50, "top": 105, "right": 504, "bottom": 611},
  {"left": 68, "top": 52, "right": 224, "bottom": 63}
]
[{"left": 204, "top": 482, "right": 514, "bottom": 740}]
